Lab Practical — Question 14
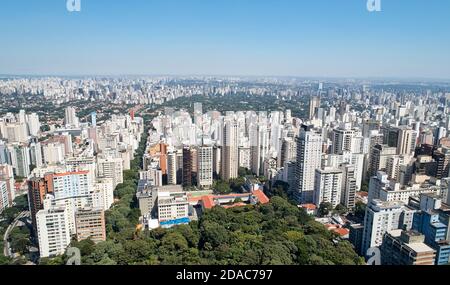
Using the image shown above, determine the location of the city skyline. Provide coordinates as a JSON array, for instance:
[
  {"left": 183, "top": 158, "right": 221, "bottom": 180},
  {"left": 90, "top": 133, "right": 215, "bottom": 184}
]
[{"left": 1, "top": 0, "right": 450, "bottom": 79}]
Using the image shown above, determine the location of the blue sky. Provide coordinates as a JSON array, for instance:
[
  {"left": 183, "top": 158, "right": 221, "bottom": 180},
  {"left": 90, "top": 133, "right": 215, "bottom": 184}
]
[{"left": 1, "top": 0, "right": 450, "bottom": 78}]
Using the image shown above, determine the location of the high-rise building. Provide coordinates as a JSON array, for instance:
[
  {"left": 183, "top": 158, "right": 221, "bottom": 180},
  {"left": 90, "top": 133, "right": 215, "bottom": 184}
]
[
  {"left": 0, "top": 181, "right": 9, "bottom": 214},
  {"left": 380, "top": 230, "right": 436, "bottom": 265},
  {"left": 182, "top": 146, "right": 193, "bottom": 187},
  {"left": 0, "top": 141, "right": 8, "bottom": 164},
  {"left": 397, "top": 127, "right": 417, "bottom": 155},
  {"left": 362, "top": 199, "right": 416, "bottom": 255},
  {"left": 97, "top": 157, "right": 123, "bottom": 188},
  {"left": 9, "top": 144, "right": 30, "bottom": 177},
  {"left": 91, "top": 112, "right": 97, "bottom": 127},
  {"left": 36, "top": 203, "right": 71, "bottom": 258},
  {"left": 340, "top": 164, "right": 357, "bottom": 209},
  {"left": 49, "top": 171, "right": 92, "bottom": 201},
  {"left": 198, "top": 145, "right": 213, "bottom": 188},
  {"left": 294, "top": 130, "right": 322, "bottom": 203},
  {"left": 28, "top": 177, "right": 53, "bottom": 236},
  {"left": 238, "top": 147, "right": 251, "bottom": 170},
  {"left": 194, "top": 103, "right": 203, "bottom": 116},
  {"left": 75, "top": 207, "right": 106, "bottom": 243},
  {"left": 167, "top": 152, "right": 177, "bottom": 185},
  {"left": 29, "top": 141, "right": 43, "bottom": 168},
  {"left": 221, "top": 118, "right": 239, "bottom": 180},
  {"left": 332, "top": 127, "right": 356, "bottom": 155},
  {"left": 432, "top": 148, "right": 450, "bottom": 179},
  {"left": 0, "top": 164, "right": 15, "bottom": 211},
  {"left": 309, "top": 96, "right": 320, "bottom": 120},
  {"left": 368, "top": 144, "right": 397, "bottom": 178},
  {"left": 279, "top": 137, "right": 296, "bottom": 168},
  {"left": 92, "top": 178, "right": 114, "bottom": 211},
  {"left": 27, "top": 113, "right": 41, "bottom": 137},
  {"left": 42, "top": 142, "right": 65, "bottom": 165},
  {"left": 64, "top": 106, "right": 79, "bottom": 128},
  {"left": 314, "top": 167, "right": 343, "bottom": 208},
  {"left": 412, "top": 194, "right": 450, "bottom": 265}
]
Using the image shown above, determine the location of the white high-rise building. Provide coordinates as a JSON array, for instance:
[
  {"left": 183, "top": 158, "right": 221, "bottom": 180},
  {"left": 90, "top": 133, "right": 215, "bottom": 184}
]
[
  {"left": 294, "top": 130, "right": 322, "bottom": 203},
  {"left": 0, "top": 181, "right": 9, "bottom": 214},
  {"left": 314, "top": 167, "right": 343, "bottom": 208},
  {"left": 198, "top": 145, "right": 213, "bottom": 188},
  {"left": 238, "top": 147, "right": 251, "bottom": 170},
  {"left": 397, "top": 127, "right": 417, "bottom": 155},
  {"left": 0, "top": 164, "right": 15, "bottom": 208},
  {"left": 29, "top": 141, "right": 43, "bottom": 168},
  {"left": 92, "top": 178, "right": 114, "bottom": 211},
  {"left": 36, "top": 202, "right": 71, "bottom": 258},
  {"left": 361, "top": 199, "right": 416, "bottom": 255},
  {"left": 42, "top": 142, "right": 65, "bottom": 165},
  {"left": 51, "top": 171, "right": 92, "bottom": 201},
  {"left": 5, "top": 123, "right": 28, "bottom": 143},
  {"left": 97, "top": 157, "right": 123, "bottom": 188},
  {"left": 64, "top": 106, "right": 79, "bottom": 128},
  {"left": 27, "top": 113, "right": 41, "bottom": 137},
  {"left": 332, "top": 127, "right": 355, "bottom": 155}
]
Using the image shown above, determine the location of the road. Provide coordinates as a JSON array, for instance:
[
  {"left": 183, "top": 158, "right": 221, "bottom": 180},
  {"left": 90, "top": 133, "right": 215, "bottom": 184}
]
[{"left": 3, "top": 211, "right": 29, "bottom": 258}]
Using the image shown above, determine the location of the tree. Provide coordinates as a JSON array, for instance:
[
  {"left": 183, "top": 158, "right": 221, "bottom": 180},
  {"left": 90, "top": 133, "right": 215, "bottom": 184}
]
[
  {"left": 318, "top": 202, "right": 333, "bottom": 217},
  {"left": 13, "top": 195, "right": 29, "bottom": 211},
  {"left": 360, "top": 182, "right": 369, "bottom": 193},
  {"left": 40, "top": 125, "right": 50, "bottom": 132},
  {"left": 333, "top": 204, "right": 348, "bottom": 216},
  {"left": 230, "top": 177, "right": 245, "bottom": 193},
  {"left": 354, "top": 201, "right": 367, "bottom": 220},
  {"left": 268, "top": 181, "right": 290, "bottom": 199},
  {"left": 214, "top": 180, "right": 231, "bottom": 194},
  {"left": 238, "top": 167, "right": 253, "bottom": 177}
]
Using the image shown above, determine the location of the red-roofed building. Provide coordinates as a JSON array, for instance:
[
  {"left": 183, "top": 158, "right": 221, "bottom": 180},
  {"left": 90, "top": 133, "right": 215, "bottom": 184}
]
[
  {"left": 300, "top": 204, "right": 317, "bottom": 215},
  {"left": 195, "top": 190, "right": 270, "bottom": 211}
]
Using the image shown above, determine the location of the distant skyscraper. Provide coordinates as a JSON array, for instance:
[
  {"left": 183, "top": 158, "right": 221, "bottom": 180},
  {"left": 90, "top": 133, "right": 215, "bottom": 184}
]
[
  {"left": 91, "top": 112, "right": 97, "bottom": 127},
  {"left": 194, "top": 103, "right": 203, "bottom": 115},
  {"left": 27, "top": 113, "right": 41, "bottom": 136},
  {"left": 294, "top": 130, "right": 322, "bottom": 203},
  {"left": 64, "top": 106, "right": 79, "bottom": 128},
  {"left": 309, "top": 96, "right": 320, "bottom": 120}
]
